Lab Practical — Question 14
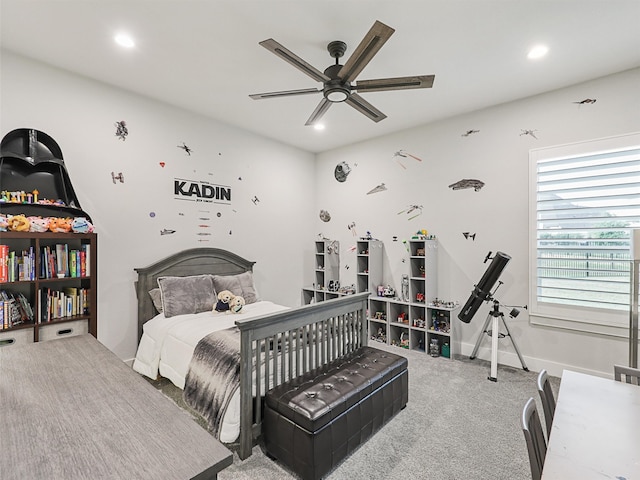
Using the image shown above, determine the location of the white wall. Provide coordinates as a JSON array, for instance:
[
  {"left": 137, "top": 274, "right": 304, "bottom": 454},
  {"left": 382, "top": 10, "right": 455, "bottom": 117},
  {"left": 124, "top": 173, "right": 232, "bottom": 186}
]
[
  {"left": 314, "top": 68, "right": 640, "bottom": 377},
  {"left": 0, "top": 51, "right": 316, "bottom": 360},
  {"left": 3, "top": 50, "right": 639, "bottom": 376}
]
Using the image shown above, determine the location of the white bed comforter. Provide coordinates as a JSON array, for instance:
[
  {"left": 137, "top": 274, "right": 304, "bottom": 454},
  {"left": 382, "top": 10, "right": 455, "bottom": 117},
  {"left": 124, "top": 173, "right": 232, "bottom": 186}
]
[{"left": 132, "top": 301, "right": 288, "bottom": 442}]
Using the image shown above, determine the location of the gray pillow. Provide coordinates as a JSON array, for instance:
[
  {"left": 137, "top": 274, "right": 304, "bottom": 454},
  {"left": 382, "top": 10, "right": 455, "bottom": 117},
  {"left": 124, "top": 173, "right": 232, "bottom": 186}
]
[
  {"left": 212, "top": 271, "right": 258, "bottom": 304},
  {"left": 157, "top": 275, "right": 216, "bottom": 318},
  {"left": 148, "top": 288, "right": 163, "bottom": 313}
]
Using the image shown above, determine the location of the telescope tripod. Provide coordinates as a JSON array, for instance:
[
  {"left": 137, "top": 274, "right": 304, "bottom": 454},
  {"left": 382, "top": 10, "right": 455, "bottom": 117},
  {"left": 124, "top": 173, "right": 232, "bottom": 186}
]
[{"left": 469, "top": 300, "right": 528, "bottom": 381}]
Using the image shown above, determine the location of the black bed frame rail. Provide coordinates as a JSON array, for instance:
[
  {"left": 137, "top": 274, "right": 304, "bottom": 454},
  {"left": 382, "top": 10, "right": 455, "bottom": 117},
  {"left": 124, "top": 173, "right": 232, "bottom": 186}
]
[{"left": 235, "top": 292, "right": 369, "bottom": 460}]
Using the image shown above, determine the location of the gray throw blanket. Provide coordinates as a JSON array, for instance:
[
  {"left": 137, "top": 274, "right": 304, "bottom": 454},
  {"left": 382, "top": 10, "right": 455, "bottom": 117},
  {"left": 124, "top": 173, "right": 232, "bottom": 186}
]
[{"left": 183, "top": 326, "right": 241, "bottom": 439}]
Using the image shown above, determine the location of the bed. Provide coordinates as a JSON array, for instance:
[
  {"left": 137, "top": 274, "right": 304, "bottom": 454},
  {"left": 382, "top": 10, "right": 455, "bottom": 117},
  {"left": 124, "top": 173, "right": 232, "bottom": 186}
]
[{"left": 132, "top": 247, "right": 369, "bottom": 460}]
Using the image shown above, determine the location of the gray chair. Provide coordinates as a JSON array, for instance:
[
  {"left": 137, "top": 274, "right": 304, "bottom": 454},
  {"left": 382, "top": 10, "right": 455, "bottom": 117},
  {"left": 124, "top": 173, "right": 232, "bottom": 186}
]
[
  {"left": 537, "top": 369, "right": 556, "bottom": 438},
  {"left": 521, "top": 397, "right": 547, "bottom": 480},
  {"left": 614, "top": 364, "right": 640, "bottom": 385}
]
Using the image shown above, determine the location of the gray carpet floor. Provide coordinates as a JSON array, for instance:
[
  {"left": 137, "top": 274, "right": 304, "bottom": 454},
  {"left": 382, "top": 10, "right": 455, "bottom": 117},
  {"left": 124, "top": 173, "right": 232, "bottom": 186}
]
[{"left": 149, "top": 342, "right": 558, "bottom": 480}]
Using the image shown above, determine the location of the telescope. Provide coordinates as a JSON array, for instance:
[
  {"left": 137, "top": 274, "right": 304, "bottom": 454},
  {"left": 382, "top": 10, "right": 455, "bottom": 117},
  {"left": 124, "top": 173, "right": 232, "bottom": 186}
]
[
  {"left": 458, "top": 251, "right": 511, "bottom": 323},
  {"left": 459, "top": 251, "right": 529, "bottom": 381}
]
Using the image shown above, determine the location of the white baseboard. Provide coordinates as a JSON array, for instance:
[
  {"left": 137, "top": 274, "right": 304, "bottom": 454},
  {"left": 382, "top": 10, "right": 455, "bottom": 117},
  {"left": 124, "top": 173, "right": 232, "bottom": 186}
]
[
  {"left": 457, "top": 341, "right": 612, "bottom": 379},
  {"left": 123, "top": 358, "right": 135, "bottom": 368}
]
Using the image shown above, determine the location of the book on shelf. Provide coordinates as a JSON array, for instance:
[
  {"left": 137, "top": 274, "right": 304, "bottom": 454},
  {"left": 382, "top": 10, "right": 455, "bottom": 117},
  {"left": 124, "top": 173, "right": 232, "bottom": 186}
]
[
  {"left": 0, "top": 290, "right": 33, "bottom": 329},
  {"left": 0, "top": 246, "right": 36, "bottom": 282},
  {"left": 0, "top": 245, "right": 8, "bottom": 283},
  {"left": 38, "top": 287, "right": 90, "bottom": 323}
]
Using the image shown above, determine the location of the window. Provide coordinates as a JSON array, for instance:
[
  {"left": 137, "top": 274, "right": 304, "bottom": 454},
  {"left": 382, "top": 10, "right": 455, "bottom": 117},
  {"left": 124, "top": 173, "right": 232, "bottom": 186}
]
[{"left": 529, "top": 133, "right": 640, "bottom": 336}]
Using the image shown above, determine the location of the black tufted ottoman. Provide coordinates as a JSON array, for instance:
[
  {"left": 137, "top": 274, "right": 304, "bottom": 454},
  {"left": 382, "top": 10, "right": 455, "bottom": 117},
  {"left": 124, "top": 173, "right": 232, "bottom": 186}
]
[{"left": 263, "top": 346, "right": 408, "bottom": 480}]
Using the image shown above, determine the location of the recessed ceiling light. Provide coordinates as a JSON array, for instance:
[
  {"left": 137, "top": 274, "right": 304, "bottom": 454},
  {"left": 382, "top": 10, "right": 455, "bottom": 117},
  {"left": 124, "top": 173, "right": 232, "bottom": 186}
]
[
  {"left": 527, "top": 45, "right": 548, "bottom": 60},
  {"left": 314, "top": 124, "right": 325, "bottom": 131},
  {"left": 114, "top": 32, "right": 135, "bottom": 49}
]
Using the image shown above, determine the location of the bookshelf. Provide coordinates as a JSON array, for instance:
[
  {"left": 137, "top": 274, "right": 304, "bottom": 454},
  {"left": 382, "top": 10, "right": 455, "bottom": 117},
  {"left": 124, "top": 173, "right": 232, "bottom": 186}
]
[
  {"left": 0, "top": 231, "right": 97, "bottom": 346},
  {"left": 367, "top": 238, "right": 459, "bottom": 358}
]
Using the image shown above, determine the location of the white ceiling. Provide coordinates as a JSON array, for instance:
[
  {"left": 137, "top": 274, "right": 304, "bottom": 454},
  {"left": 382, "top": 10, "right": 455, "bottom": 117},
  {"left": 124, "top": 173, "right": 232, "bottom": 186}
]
[{"left": 1, "top": 0, "right": 639, "bottom": 153}]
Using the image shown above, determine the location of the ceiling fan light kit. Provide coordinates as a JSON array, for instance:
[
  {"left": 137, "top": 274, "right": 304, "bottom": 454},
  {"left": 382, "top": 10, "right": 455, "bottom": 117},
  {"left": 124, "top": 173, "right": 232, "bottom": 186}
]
[{"left": 250, "top": 20, "right": 435, "bottom": 125}]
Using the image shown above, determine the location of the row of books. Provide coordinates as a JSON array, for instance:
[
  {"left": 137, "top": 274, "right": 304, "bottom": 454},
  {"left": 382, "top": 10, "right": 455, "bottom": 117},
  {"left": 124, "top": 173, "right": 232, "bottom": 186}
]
[
  {"left": 40, "top": 244, "right": 91, "bottom": 279},
  {"left": 0, "top": 245, "right": 36, "bottom": 282},
  {"left": 0, "top": 290, "right": 34, "bottom": 330},
  {"left": 0, "top": 244, "right": 91, "bottom": 282},
  {"left": 39, "top": 287, "right": 90, "bottom": 324}
]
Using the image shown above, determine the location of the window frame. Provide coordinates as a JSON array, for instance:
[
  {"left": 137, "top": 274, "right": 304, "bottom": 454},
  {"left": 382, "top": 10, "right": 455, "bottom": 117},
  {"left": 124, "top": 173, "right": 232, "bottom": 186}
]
[{"left": 528, "top": 132, "right": 640, "bottom": 337}]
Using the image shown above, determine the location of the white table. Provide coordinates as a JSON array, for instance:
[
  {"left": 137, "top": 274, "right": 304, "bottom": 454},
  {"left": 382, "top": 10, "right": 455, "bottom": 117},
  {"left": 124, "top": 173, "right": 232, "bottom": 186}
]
[{"left": 541, "top": 370, "right": 640, "bottom": 479}]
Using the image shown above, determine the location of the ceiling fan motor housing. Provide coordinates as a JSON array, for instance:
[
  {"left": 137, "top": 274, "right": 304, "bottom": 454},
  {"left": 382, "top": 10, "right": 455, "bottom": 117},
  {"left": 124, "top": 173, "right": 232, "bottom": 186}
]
[{"left": 323, "top": 63, "right": 351, "bottom": 102}]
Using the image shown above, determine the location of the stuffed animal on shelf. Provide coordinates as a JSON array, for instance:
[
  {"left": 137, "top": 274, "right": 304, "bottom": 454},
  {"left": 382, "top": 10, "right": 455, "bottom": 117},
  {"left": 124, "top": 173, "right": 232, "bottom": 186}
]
[
  {"left": 49, "top": 217, "right": 72, "bottom": 233},
  {"left": 7, "top": 214, "right": 30, "bottom": 232},
  {"left": 0, "top": 214, "right": 8, "bottom": 232},
  {"left": 214, "top": 290, "right": 235, "bottom": 312},
  {"left": 28, "top": 216, "right": 50, "bottom": 233},
  {"left": 229, "top": 295, "right": 245, "bottom": 314},
  {"left": 71, "top": 217, "right": 94, "bottom": 233}
]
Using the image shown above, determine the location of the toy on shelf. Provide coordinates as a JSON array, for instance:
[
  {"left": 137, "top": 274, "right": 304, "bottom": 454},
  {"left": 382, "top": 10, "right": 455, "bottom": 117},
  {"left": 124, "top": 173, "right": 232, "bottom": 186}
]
[
  {"left": 49, "top": 217, "right": 72, "bottom": 233},
  {"left": 28, "top": 216, "right": 49, "bottom": 232},
  {"left": 7, "top": 214, "right": 30, "bottom": 231}
]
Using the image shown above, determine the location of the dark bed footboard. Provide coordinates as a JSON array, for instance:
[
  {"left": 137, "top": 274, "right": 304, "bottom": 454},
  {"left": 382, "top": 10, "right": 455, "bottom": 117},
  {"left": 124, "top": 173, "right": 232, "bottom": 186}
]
[{"left": 235, "top": 292, "right": 369, "bottom": 460}]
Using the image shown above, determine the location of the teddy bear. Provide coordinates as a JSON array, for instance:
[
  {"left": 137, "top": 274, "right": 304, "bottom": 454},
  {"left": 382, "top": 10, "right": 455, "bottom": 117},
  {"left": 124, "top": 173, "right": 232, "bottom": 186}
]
[
  {"left": 229, "top": 295, "right": 245, "bottom": 314},
  {"left": 214, "top": 290, "right": 235, "bottom": 312}
]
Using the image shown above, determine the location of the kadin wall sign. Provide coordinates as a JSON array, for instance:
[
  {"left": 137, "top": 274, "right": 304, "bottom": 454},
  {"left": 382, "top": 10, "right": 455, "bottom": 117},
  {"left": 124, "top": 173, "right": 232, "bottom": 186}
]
[{"left": 174, "top": 177, "right": 232, "bottom": 204}]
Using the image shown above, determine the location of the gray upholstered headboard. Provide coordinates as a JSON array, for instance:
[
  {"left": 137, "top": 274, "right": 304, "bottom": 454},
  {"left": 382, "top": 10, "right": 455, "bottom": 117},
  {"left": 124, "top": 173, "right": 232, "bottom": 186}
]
[{"left": 134, "top": 248, "right": 255, "bottom": 342}]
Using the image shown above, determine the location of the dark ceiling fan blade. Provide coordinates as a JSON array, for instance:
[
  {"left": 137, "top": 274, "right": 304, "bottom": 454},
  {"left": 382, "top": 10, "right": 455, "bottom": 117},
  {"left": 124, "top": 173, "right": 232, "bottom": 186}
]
[
  {"left": 354, "top": 75, "right": 435, "bottom": 93},
  {"left": 305, "top": 98, "right": 332, "bottom": 125},
  {"left": 259, "top": 39, "right": 331, "bottom": 83},
  {"left": 249, "top": 88, "right": 321, "bottom": 100},
  {"left": 338, "top": 20, "right": 395, "bottom": 83},
  {"left": 345, "top": 93, "right": 387, "bottom": 122}
]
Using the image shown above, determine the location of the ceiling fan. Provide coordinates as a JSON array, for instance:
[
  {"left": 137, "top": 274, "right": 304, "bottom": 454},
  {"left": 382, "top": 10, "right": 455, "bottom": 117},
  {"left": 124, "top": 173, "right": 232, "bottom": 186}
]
[{"left": 249, "top": 20, "right": 435, "bottom": 126}]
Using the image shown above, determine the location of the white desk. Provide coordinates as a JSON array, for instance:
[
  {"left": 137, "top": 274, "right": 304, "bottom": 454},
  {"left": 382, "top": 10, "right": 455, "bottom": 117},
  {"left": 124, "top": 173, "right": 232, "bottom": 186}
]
[{"left": 541, "top": 370, "right": 640, "bottom": 479}]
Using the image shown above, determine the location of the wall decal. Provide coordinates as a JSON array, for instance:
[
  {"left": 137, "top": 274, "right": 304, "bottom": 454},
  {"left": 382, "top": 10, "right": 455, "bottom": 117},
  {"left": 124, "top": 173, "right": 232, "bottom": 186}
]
[
  {"left": 160, "top": 229, "right": 176, "bottom": 235},
  {"left": 367, "top": 183, "right": 387, "bottom": 194},
  {"left": 319, "top": 209, "right": 331, "bottom": 222},
  {"left": 178, "top": 212, "right": 185, "bottom": 216},
  {"left": 159, "top": 162, "right": 166, "bottom": 168},
  {"left": 573, "top": 98, "right": 596, "bottom": 105},
  {"left": 217, "top": 212, "right": 222, "bottom": 217},
  {"left": 462, "top": 129, "right": 480, "bottom": 137},
  {"left": 197, "top": 232, "right": 211, "bottom": 236},
  {"left": 238, "top": 176, "right": 242, "bottom": 181},
  {"left": 334, "top": 162, "right": 351, "bottom": 182},
  {"left": 174, "top": 177, "right": 231, "bottom": 204},
  {"left": 177, "top": 142, "right": 193, "bottom": 155},
  {"left": 229, "top": 230, "right": 232, "bottom": 235},
  {"left": 448, "top": 179, "right": 485, "bottom": 192},
  {"left": 463, "top": 232, "right": 477, "bottom": 241},
  {"left": 520, "top": 129, "right": 539, "bottom": 139},
  {"left": 114, "top": 121, "right": 128, "bottom": 140},
  {"left": 149, "top": 212, "right": 156, "bottom": 218},
  {"left": 198, "top": 224, "right": 210, "bottom": 228},
  {"left": 251, "top": 195, "right": 260, "bottom": 205},
  {"left": 392, "top": 236, "right": 398, "bottom": 241},
  {"left": 393, "top": 150, "right": 422, "bottom": 169},
  {"left": 347, "top": 222, "right": 357, "bottom": 236},
  {"left": 398, "top": 204, "right": 423, "bottom": 220},
  {"left": 111, "top": 172, "right": 125, "bottom": 184}
]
